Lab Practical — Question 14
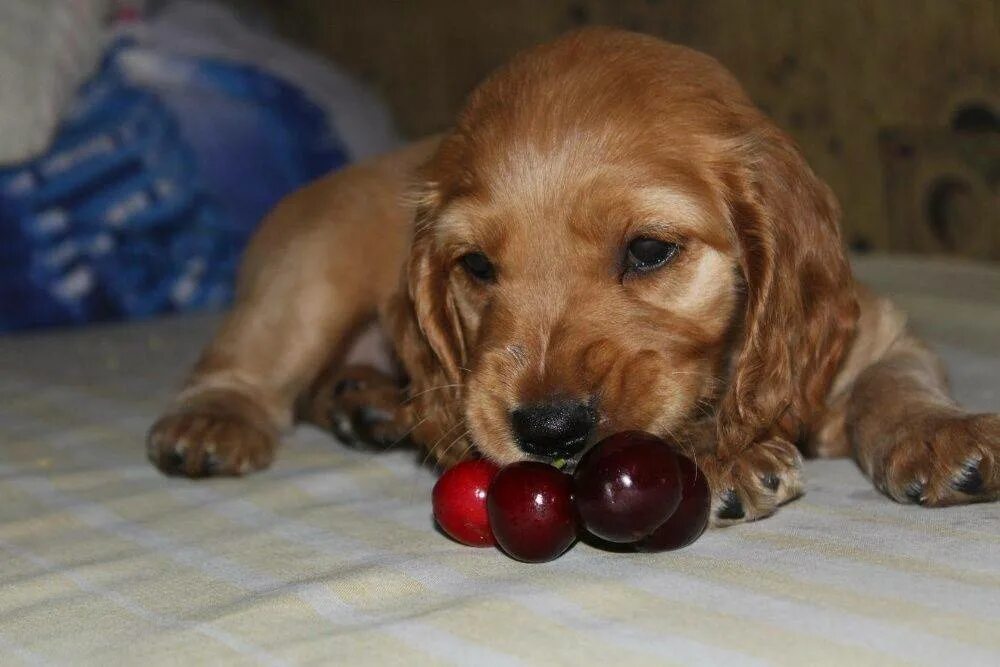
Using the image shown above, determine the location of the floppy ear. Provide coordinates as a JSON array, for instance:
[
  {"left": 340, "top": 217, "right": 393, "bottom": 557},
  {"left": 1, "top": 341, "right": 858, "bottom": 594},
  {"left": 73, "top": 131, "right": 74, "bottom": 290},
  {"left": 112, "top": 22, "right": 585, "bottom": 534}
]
[
  {"left": 382, "top": 199, "right": 470, "bottom": 466},
  {"left": 716, "top": 123, "right": 858, "bottom": 455},
  {"left": 405, "top": 222, "right": 468, "bottom": 386}
]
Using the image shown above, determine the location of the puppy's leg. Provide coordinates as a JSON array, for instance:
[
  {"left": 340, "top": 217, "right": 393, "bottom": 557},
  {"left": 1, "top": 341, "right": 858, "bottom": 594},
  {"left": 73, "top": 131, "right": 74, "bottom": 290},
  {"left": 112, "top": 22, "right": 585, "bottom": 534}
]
[
  {"left": 813, "top": 288, "right": 1000, "bottom": 505},
  {"left": 147, "top": 139, "right": 438, "bottom": 476},
  {"left": 696, "top": 288, "right": 904, "bottom": 523},
  {"left": 147, "top": 273, "right": 366, "bottom": 478},
  {"left": 700, "top": 287, "right": 1000, "bottom": 522},
  {"left": 846, "top": 336, "right": 1000, "bottom": 506}
]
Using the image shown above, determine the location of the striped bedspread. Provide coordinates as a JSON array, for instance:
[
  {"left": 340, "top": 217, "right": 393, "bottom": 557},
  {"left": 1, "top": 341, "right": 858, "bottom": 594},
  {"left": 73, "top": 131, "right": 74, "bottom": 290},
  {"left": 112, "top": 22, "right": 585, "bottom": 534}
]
[{"left": 1, "top": 255, "right": 998, "bottom": 666}]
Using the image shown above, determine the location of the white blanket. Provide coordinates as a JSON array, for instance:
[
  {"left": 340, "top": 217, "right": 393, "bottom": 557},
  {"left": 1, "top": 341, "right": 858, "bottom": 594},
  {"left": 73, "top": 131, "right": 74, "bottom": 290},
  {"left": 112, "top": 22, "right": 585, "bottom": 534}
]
[{"left": 0, "top": 255, "right": 997, "bottom": 665}]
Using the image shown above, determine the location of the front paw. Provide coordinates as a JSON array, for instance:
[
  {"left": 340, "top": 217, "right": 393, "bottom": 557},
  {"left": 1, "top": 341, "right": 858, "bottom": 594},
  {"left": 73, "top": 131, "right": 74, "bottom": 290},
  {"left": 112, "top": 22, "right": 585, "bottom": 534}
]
[
  {"left": 698, "top": 437, "right": 804, "bottom": 526},
  {"left": 315, "top": 365, "right": 410, "bottom": 449},
  {"left": 875, "top": 412, "right": 1000, "bottom": 506},
  {"left": 147, "top": 409, "right": 277, "bottom": 477}
]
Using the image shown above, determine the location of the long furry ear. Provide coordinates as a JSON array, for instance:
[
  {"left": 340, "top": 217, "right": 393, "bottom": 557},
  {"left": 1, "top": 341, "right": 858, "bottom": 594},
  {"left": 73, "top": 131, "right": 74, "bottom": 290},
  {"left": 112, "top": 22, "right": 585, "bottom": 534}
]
[
  {"left": 382, "top": 194, "right": 471, "bottom": 466},
  {"left": 716, "top": 124, "right": 858, "bottom": 455},
  {"left": 405, "top": 223, "right": 467, "bottom": 385}
]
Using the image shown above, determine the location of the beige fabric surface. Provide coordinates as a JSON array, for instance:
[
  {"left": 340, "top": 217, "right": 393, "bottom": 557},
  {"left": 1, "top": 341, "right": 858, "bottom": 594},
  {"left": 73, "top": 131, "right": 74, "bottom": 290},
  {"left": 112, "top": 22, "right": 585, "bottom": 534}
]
[{"left": 0, "top": 254, "right": 998, "bottom": 666}]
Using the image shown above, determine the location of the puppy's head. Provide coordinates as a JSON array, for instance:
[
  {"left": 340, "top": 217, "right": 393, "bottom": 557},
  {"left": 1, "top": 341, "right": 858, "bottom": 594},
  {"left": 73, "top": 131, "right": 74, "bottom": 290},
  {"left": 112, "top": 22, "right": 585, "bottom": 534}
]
[{"left": 404, "top": 28, "right": 856, "bottom": 465}]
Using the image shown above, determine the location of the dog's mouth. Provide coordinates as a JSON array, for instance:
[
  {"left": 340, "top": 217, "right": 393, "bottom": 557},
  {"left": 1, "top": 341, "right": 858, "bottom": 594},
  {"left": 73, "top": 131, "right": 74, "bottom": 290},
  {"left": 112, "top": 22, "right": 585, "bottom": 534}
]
[
  {"left": 517, "top": 436, "right": 589, "bottom": 461},
  {"left": 522, "top": 453, "right": 578, "bottom": 474},
  {"left": 518, "top": 434, "right": 606, "bottom": 472}
]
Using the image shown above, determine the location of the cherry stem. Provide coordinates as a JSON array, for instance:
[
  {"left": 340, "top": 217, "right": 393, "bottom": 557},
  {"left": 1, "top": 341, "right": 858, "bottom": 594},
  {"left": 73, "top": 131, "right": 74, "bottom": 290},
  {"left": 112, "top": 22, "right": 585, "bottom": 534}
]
[{"left": 552, "top": 458, "right": 567, "bottom": 470}]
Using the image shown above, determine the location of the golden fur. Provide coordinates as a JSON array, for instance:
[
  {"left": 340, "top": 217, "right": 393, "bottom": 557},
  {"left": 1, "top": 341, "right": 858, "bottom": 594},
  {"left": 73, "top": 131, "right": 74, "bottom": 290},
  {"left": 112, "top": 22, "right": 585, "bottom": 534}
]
[{"left": 148, "top": 28, "right": 1000, "bottom": 524}]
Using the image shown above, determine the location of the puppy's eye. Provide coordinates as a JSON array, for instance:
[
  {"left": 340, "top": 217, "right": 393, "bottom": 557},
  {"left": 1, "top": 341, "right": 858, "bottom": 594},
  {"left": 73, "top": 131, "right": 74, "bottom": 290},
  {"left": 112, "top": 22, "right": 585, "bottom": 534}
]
[
  {"left": 624, "top": 237, "right": 680, "bottom": 274},
  {"left": 459, "top": 252, "right": 496, "bottom": 283}
]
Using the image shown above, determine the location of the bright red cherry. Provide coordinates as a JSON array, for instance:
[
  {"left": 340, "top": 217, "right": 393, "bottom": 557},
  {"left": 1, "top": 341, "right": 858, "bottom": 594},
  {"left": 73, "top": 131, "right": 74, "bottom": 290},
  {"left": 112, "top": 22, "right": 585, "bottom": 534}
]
[
  {"left": 487, "top": 462, "right": 576, "bottom": 562},
  {"left": 573, "top": 431, "right": 682, "bottom": 543},
  {"left": 635, "top": 455, "right": 710, "bottom": 552},
  {"left": 432, "top": 459, "right": 500, "bottom": 547}
]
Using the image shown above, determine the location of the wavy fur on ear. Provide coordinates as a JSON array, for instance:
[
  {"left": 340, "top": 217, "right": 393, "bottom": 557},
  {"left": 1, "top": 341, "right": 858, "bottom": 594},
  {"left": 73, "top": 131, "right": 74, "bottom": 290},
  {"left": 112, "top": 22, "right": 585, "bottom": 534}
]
[
  {"left": 716, "top": 121, "right": 859, "bottom": 455},
  {"left": 382, "top": 194, "right": 472, "bottom": 467}
]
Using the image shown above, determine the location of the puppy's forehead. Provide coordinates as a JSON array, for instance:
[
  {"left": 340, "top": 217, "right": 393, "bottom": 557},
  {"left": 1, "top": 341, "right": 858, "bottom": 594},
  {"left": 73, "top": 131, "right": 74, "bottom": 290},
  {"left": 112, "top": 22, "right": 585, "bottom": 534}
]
[
  {"left": 434, "top": 136, "right": 728, "bottom": 251},
  {"left": 478, "top": 134, "right": 608, "bottom": 210}
]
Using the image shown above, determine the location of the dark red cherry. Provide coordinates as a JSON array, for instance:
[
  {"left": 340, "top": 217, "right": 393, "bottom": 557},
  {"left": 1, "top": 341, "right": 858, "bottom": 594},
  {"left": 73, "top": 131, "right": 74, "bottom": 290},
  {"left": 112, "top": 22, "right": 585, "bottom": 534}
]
[
  {"left": 433, "top": 459, "right": 500, "bottom": 547},
  {"left": 635, "top": 455, "right": 710, "bottom": 552},
  {"left": 573, "top": 431, "right": 682, "bottom": 543},
  {"left": 487, "top": 461, "right": 576, "bottom": 562}
]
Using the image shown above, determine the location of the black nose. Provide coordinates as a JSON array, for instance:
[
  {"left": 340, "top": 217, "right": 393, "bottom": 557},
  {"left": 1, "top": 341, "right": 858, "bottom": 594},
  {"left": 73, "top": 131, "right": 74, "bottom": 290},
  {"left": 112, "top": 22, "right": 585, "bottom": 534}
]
[{"left": 510, "top": 400, "right": 597, "bottom": 457}]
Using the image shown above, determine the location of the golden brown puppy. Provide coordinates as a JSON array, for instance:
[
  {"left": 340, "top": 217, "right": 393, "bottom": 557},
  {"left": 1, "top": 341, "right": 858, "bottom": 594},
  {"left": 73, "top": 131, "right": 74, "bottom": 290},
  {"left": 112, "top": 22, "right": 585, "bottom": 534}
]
[{"left": 147, "top": 28, "right": 1000, "bottom": 525}]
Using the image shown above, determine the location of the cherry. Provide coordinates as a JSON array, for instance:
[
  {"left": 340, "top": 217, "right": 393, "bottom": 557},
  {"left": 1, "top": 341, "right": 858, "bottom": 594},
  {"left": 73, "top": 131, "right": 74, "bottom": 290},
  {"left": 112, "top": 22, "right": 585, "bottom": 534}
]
[
  {"left": 432, "top": 459, "right": 500, "bottom": 547},
  {"left": 487, "top": 461, "right": 576, "bottom": 562},
  {"left": 573, "top": 431, "right": 682, "bottom": 543},
  {"left": 635, "top": 455, "right": 710, "bottom": 552}
]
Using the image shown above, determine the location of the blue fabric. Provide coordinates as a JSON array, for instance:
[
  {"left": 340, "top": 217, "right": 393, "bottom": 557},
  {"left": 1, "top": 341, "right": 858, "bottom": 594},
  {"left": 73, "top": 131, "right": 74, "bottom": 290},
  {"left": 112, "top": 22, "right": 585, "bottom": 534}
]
[{"left": 0, "top": 39, "right": 350, "bottom": 332}]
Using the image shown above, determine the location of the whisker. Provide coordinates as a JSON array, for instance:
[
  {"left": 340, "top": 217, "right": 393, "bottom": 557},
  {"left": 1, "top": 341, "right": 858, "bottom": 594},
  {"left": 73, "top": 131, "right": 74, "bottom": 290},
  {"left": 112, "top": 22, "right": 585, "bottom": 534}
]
[
  {"left": 420, "top": 419, "right": 466, "bottom": 466},
  {"left": 403, "top": 383, "right": 465, "bottom": 405},
  {"left": 455, "top": 440, "right": 475, "bottom": 462},
  {"left": 658, "top": 421, "right": 680, "bottom": 447},
  {"left": 662, "top": 421, "right": 702, "bottom": 462},
  {"left": 662, "top": 370, "right": 711, "bottom": 378},
  {"left": 407, "top": 423, "right": 468, "bottom": 503},
  {"left": 432, "top": 429, "right": 471, "bottom": 467},
  {"left": 380, "top": 415, "right": 428, "bottom": 452},
  {"left": 691, "top": 397, "right": 715, "bottom": 421}
]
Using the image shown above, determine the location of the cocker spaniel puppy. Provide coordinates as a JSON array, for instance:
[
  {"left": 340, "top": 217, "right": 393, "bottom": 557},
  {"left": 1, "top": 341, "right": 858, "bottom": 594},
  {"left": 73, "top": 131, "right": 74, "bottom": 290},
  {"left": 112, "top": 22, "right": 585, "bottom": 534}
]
[{"left": 147, "top": 28, "right": 999, "bottom": 524}]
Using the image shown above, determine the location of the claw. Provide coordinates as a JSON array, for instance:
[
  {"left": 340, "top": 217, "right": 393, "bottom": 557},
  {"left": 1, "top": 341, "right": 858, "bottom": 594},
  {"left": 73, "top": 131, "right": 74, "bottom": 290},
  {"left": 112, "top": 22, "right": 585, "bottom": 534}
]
[
  {"left": 163, "top": 449, "right": 185, "bottom": 476},
  {"left": 716, "top": 490, "right": 746, "bottom": 520},
  {"left": 952, "top": 456, "right": 984, "bottom": 495},
  {"left": 761, "top": 473, "right": 780, "bottom": 492},
  {"left": 903, "top": 479, "right": 927, "bottom": 505},
  {"left": 333, "top": 377, "right": 365, "bottom": 396}
]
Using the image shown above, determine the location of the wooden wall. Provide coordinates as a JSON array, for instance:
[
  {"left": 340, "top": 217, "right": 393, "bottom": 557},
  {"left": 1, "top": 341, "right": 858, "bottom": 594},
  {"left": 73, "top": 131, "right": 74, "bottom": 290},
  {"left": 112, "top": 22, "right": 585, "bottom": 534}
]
[{"left": 232, "top": 0, "right": 1000, "bottom": 258}]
